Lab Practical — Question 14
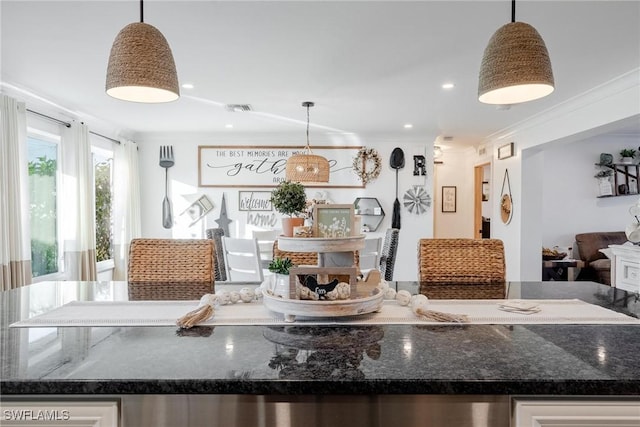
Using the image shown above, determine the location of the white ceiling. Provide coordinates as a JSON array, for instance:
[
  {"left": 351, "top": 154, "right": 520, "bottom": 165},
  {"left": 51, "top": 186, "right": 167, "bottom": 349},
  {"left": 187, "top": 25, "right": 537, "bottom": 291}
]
[{"left": 2, "top": 1, "right": 639, "bottom": 147}]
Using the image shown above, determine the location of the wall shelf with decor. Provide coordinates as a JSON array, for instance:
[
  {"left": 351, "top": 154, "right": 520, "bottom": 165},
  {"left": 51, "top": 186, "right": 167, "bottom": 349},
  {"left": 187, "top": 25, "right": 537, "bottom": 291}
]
[
  {"left": 594, "top": 163, "right": 639, "bottom": 198},
  {"left": 353, "top": 197, "right": 385, "bottom": 232}
]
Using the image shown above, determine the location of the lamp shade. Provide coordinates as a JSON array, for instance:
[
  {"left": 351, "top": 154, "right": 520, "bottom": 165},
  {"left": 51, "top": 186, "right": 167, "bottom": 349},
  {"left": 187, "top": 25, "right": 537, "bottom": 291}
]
[
  {"left": 478, "top": 21, "right": 554, "bottom": 105},
  {"left": 106, "top": 22, "right": 179, "bottom": 103},
  {"left": 285, "top": 153, "right": 330, "bottom": 183}
]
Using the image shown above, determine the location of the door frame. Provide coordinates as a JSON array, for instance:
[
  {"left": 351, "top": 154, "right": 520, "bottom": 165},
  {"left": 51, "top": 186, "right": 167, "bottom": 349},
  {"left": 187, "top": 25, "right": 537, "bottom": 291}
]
[{"left": 474, "top": 162, "right": 491, "bottom": 239}]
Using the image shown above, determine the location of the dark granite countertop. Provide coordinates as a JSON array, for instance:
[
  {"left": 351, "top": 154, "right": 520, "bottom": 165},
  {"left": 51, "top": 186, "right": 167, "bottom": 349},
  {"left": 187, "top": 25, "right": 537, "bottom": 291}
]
[{"left": 1, "top": 281, "right": 639, "bottom": 396}]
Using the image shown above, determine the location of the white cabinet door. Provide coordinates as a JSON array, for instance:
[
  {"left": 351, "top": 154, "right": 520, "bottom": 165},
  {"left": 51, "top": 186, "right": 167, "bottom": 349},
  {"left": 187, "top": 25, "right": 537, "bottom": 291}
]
[
  {"left": 513, "top": 398, "right": 640, "bottom": 427},
  {"left": 0, "top": 401, "right": 119, "bottom": 426}
]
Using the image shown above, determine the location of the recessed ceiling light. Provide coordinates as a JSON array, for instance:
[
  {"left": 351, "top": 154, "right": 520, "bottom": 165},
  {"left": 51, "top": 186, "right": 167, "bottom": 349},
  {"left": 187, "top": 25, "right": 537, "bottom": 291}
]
[
  {"left": 404, "top": 124, "right": 413, "bottom": 129},
  {"left": 225, "top": 124, "right": 233, "bottom": 129},
  {"left": 442, "top": 83, "right": 455, "bottom": 89},
  {"left": 181, "top": 83, "right": 194, "bottom": 89}
]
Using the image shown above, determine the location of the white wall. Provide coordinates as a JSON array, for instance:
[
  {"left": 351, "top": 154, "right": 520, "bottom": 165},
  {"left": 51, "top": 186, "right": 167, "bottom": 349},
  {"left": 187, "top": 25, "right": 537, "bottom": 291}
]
[
  {"left": 541, "top": 135, "right": 639, "bottom": 250},
  {"left": 433, "top": 147, "right": 476, "bottom": 238},
  {"left": 487, "top": 68, "right": 640, "bottom": 281},
  {"left": 136, "top": 133, "right": 436, "bottom": 281}
]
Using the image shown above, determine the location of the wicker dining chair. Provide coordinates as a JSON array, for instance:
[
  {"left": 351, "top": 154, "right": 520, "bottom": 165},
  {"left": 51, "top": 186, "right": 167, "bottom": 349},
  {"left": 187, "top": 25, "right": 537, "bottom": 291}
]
[
  {"left": 418, "top": 238, "right": 506, "bottom": 299},
  {"left": 127, "top": 238, "right": 215, "bottom": 300}
]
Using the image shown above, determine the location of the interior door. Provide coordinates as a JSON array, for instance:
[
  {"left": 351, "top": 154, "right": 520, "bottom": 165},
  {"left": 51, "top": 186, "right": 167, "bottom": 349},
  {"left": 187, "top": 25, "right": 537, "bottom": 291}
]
[{"left": 474, "top": 163, "right": 490, "bottom": 239}]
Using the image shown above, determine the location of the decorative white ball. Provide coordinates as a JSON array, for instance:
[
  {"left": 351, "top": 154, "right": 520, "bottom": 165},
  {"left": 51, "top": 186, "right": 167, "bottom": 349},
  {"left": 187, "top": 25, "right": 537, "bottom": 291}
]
[
  {"left": 395, "top": 290, "right": 412, "bottom": 306},
  {"left": 216, "top": 290, "right": 231, "bottom": 305},
  {"left": 379, "top": 281, "right": 390, "bottom": 293},
  {"left": 239, "top": 287, "right": 255, "bottom": 303},
  {"left": 384, "top": 288, "right": 397, "bottom": 300},
  {"left": 229, "top": 291, "right": 241, "bottom": 304},
  {"left": 199, "top": 293, "right": 217, "bottom": 307},
  {"left": 410, "top": 294, "right": 429, "bottom": 314},
  {"left": 254, "top": 287, "right": 263, "bottom": 299}
]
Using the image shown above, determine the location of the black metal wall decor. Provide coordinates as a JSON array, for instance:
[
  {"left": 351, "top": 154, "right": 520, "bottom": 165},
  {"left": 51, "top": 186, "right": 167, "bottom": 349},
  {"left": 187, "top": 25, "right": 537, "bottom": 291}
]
[
  {"left": 413, "top": 155, "right": 426, "bottom": 176},
  {"left": 390, "top": 148, "right": 405, "bottom": 229}
]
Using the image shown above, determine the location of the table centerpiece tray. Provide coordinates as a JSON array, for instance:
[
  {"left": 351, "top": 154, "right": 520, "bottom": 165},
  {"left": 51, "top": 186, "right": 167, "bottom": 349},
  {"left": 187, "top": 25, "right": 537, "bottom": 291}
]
[
  {"left": 276, "top": 235, "right": 365, "bottom": 253},
  {"left": 262, "top": 287, "right": 384, "bottom": 322}
]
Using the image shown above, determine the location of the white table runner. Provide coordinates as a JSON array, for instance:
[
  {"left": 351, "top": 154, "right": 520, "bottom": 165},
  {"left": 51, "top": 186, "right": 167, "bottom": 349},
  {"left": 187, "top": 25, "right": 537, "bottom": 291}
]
[{"left": 10, "top": 299, "right": 639, "bottom": 327}]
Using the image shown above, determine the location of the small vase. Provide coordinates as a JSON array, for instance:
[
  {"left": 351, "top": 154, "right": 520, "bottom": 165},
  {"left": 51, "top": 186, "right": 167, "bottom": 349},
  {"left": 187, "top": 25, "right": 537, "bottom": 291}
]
[
  {"left": 621, "top": 157, "right": 634, "bottom": 164},
  {"left": 273, "top": 273, "right": 290, "bottom": 298},
  {"left": 282, "top": 217, "right": 304, "bottom": 237}
]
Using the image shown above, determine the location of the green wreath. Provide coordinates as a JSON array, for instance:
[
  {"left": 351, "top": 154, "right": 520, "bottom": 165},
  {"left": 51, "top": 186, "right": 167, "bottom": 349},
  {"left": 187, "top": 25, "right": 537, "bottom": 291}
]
[{"left": 352, "top": 147, "right": 382, "bottom": 184}]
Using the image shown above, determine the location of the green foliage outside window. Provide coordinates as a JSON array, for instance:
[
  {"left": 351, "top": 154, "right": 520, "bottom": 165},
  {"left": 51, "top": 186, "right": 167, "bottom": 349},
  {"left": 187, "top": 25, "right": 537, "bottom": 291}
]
[
  {"left": 28, "top": 156, "right": 58, "bottom": 277},
  {"left": 95, "top": 161, "right": 112, "bottom": 262}
]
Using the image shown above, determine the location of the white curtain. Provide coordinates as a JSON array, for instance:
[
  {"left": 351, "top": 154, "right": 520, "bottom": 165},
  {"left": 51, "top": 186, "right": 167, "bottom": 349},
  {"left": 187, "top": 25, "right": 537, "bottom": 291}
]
[
  {"left": 0, "top": 94, "right": 32, "bottom": 290},
  {"left": 61, "top": 122, "right": 97, "bottom": 280},
  {"left": 113, "top": 139, "right": 141, "bottom": 280}
]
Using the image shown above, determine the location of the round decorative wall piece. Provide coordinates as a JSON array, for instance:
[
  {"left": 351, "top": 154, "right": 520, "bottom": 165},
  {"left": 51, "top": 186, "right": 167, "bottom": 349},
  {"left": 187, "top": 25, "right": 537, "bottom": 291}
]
[
  {"left": 352, "top": 147, "right": 382, "bottom": 185},
  {"left": 403, "top": 186, "right": 431, "bottom": 214},
  {"left": 500, "top": 169, "right": 513, "bottom": 224},
  {"left": 500, "top": 194, "right": 513, "bottom": 224}
]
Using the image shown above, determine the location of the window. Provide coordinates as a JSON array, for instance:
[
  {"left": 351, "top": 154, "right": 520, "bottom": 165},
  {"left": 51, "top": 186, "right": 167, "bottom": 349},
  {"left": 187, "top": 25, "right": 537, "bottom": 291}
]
[
  {"left": 27, "top": 134, "right": 61, "bottom": 278},
  {"left": 93, "top": 147, "right": 113, "bottom": 263}
]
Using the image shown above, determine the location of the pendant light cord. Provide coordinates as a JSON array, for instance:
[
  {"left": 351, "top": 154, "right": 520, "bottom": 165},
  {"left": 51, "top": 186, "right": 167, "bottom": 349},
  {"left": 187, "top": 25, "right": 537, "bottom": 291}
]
[
  {"left": 302, "top": 101, "right": 315, "bottom": 154},
  {"left": 511, "top": 0, "right": 516, "bottom": 23},
  {"left": 140, "top": 0, "right": 144, "bottom": 23},
  {"left": 306, "top": 103, "right": 310, "bottom": 152}
]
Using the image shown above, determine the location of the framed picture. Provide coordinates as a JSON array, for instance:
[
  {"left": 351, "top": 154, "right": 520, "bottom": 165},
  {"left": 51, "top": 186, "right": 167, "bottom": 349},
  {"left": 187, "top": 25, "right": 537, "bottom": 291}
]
[
  {"left": 441, "top": 186, "right": 457, "bottom": 213},
  {"left": 498, "top": 142, "right": 515, "bottom": 160},
  {"left": 198, "top": 145, "right": 364, "bottom": 188},
  {"left": 482, "top": 181, "right": 489, "bottom": 201},
  {"left": 313, "top": 204, "right": 354, "bottom": 238},
  {"left": 238, "top": 191, "right": 273, "bottom": 211},
  {"left": 180, "top": 195, "right": 214, "bottom": 226}
]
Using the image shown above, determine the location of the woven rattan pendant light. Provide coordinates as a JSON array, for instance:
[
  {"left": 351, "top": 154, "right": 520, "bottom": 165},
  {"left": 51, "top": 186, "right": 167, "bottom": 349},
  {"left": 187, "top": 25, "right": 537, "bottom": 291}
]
[
  {"left": 106, "top": 0, "right": 179, "bottom": 103},
  {"left": 478, "top": 0, "right": 554, "bottom": 105},
  {"left": 285, "top": 102, "right": 330, "bottom": 183}
]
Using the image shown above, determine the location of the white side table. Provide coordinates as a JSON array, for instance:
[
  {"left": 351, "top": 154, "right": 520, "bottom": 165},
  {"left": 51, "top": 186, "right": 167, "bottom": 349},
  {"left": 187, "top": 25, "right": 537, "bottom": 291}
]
[{"left": 609, "top": 244, "right": 640, "bottom": 293}]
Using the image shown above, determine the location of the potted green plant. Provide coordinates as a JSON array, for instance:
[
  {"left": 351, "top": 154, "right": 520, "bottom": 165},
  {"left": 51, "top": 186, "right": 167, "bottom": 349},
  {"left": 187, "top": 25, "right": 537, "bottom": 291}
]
[
  {"left": 268, "top": 257, "right": 294, "bottom": 298},
  {"left": 620, "top": 148, "right": 636, "bottom": 164},
  {"left": 270, "top": 181, "right": 307, "bottom": 236}
]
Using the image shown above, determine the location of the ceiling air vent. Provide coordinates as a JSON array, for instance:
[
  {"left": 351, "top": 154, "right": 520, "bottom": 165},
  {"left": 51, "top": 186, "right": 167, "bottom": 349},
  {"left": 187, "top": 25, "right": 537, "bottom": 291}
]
[{"left": 225, "top": 104, "right": 253, "bottom": 112}]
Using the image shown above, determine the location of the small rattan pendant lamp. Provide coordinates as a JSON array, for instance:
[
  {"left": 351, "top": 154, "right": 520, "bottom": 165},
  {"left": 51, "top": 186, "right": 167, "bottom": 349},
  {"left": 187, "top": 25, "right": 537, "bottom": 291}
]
[
  {"left": 106, "top": 0, "right": 179, "bottom": 103},
  {"left": 478, "top": 0, "right": 554, "bottom": 105},
  {"left": 285, "top": 102, "right": 330, "bottom": 183}
]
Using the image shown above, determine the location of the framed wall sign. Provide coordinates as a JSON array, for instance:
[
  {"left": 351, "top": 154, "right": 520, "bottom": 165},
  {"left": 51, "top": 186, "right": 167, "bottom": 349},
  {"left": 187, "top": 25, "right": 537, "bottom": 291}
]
[
  {"left": 198, "top": 145, "right": 364, "bottom": 188},
  {"left": 441, "top": 186, "right": 457, "bottom": 213},
  {"left": 238, "top": 191, "right": 273, "bottom": 211},
  {"left": 313, "top": 204, "right": 355, "bottom": 238},
  {"left": 498, "top": 142, "right": 515, "bottom": 160}
]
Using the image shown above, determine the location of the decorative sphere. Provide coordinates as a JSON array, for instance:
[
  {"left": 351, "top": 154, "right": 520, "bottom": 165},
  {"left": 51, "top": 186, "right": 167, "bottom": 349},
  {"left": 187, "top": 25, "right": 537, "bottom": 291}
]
[
  {"left": 410, "top": 294, "right": 429, "bottom": 313},
  {"left": 254, "top": 287, "right": 263, "bottom": 299},
  {"left": 379, "top": 281, "right": 390, "bottom": 293},
  {"left": 395, "top": 290, "right": 412, "bottom": 306},
  {"left": 229, "top": 291, "right": 241, "bottom": 304},
  {"left": 384, "top": 288, "right": 397, "bottom": 300},
  {"left": 239, "top": 287, "right": 255, "bottom": 303},
  {"left": 216, "top": 290, "right": 231, "bottom": 305},
  {"left": 199, "top": 293, "right": 217, "bottom": 307}
]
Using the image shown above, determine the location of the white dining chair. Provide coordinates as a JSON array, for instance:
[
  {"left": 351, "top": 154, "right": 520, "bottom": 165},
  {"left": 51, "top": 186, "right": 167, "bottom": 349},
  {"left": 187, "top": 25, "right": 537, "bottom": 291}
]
[
  {"left": 252, "top": 229, "right": 279, "bottom": 268},
  {"left": 221, "top": 237, "right": 264, "bottom": 282},
  {"left": 359, "top": 237, "right": 382, "bottom": 275}
]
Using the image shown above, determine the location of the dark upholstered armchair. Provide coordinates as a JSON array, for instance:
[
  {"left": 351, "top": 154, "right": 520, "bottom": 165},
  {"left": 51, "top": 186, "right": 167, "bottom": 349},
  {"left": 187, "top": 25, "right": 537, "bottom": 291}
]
[{"left": 574, "top": 231, "right": 627, "bottom": 285}]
